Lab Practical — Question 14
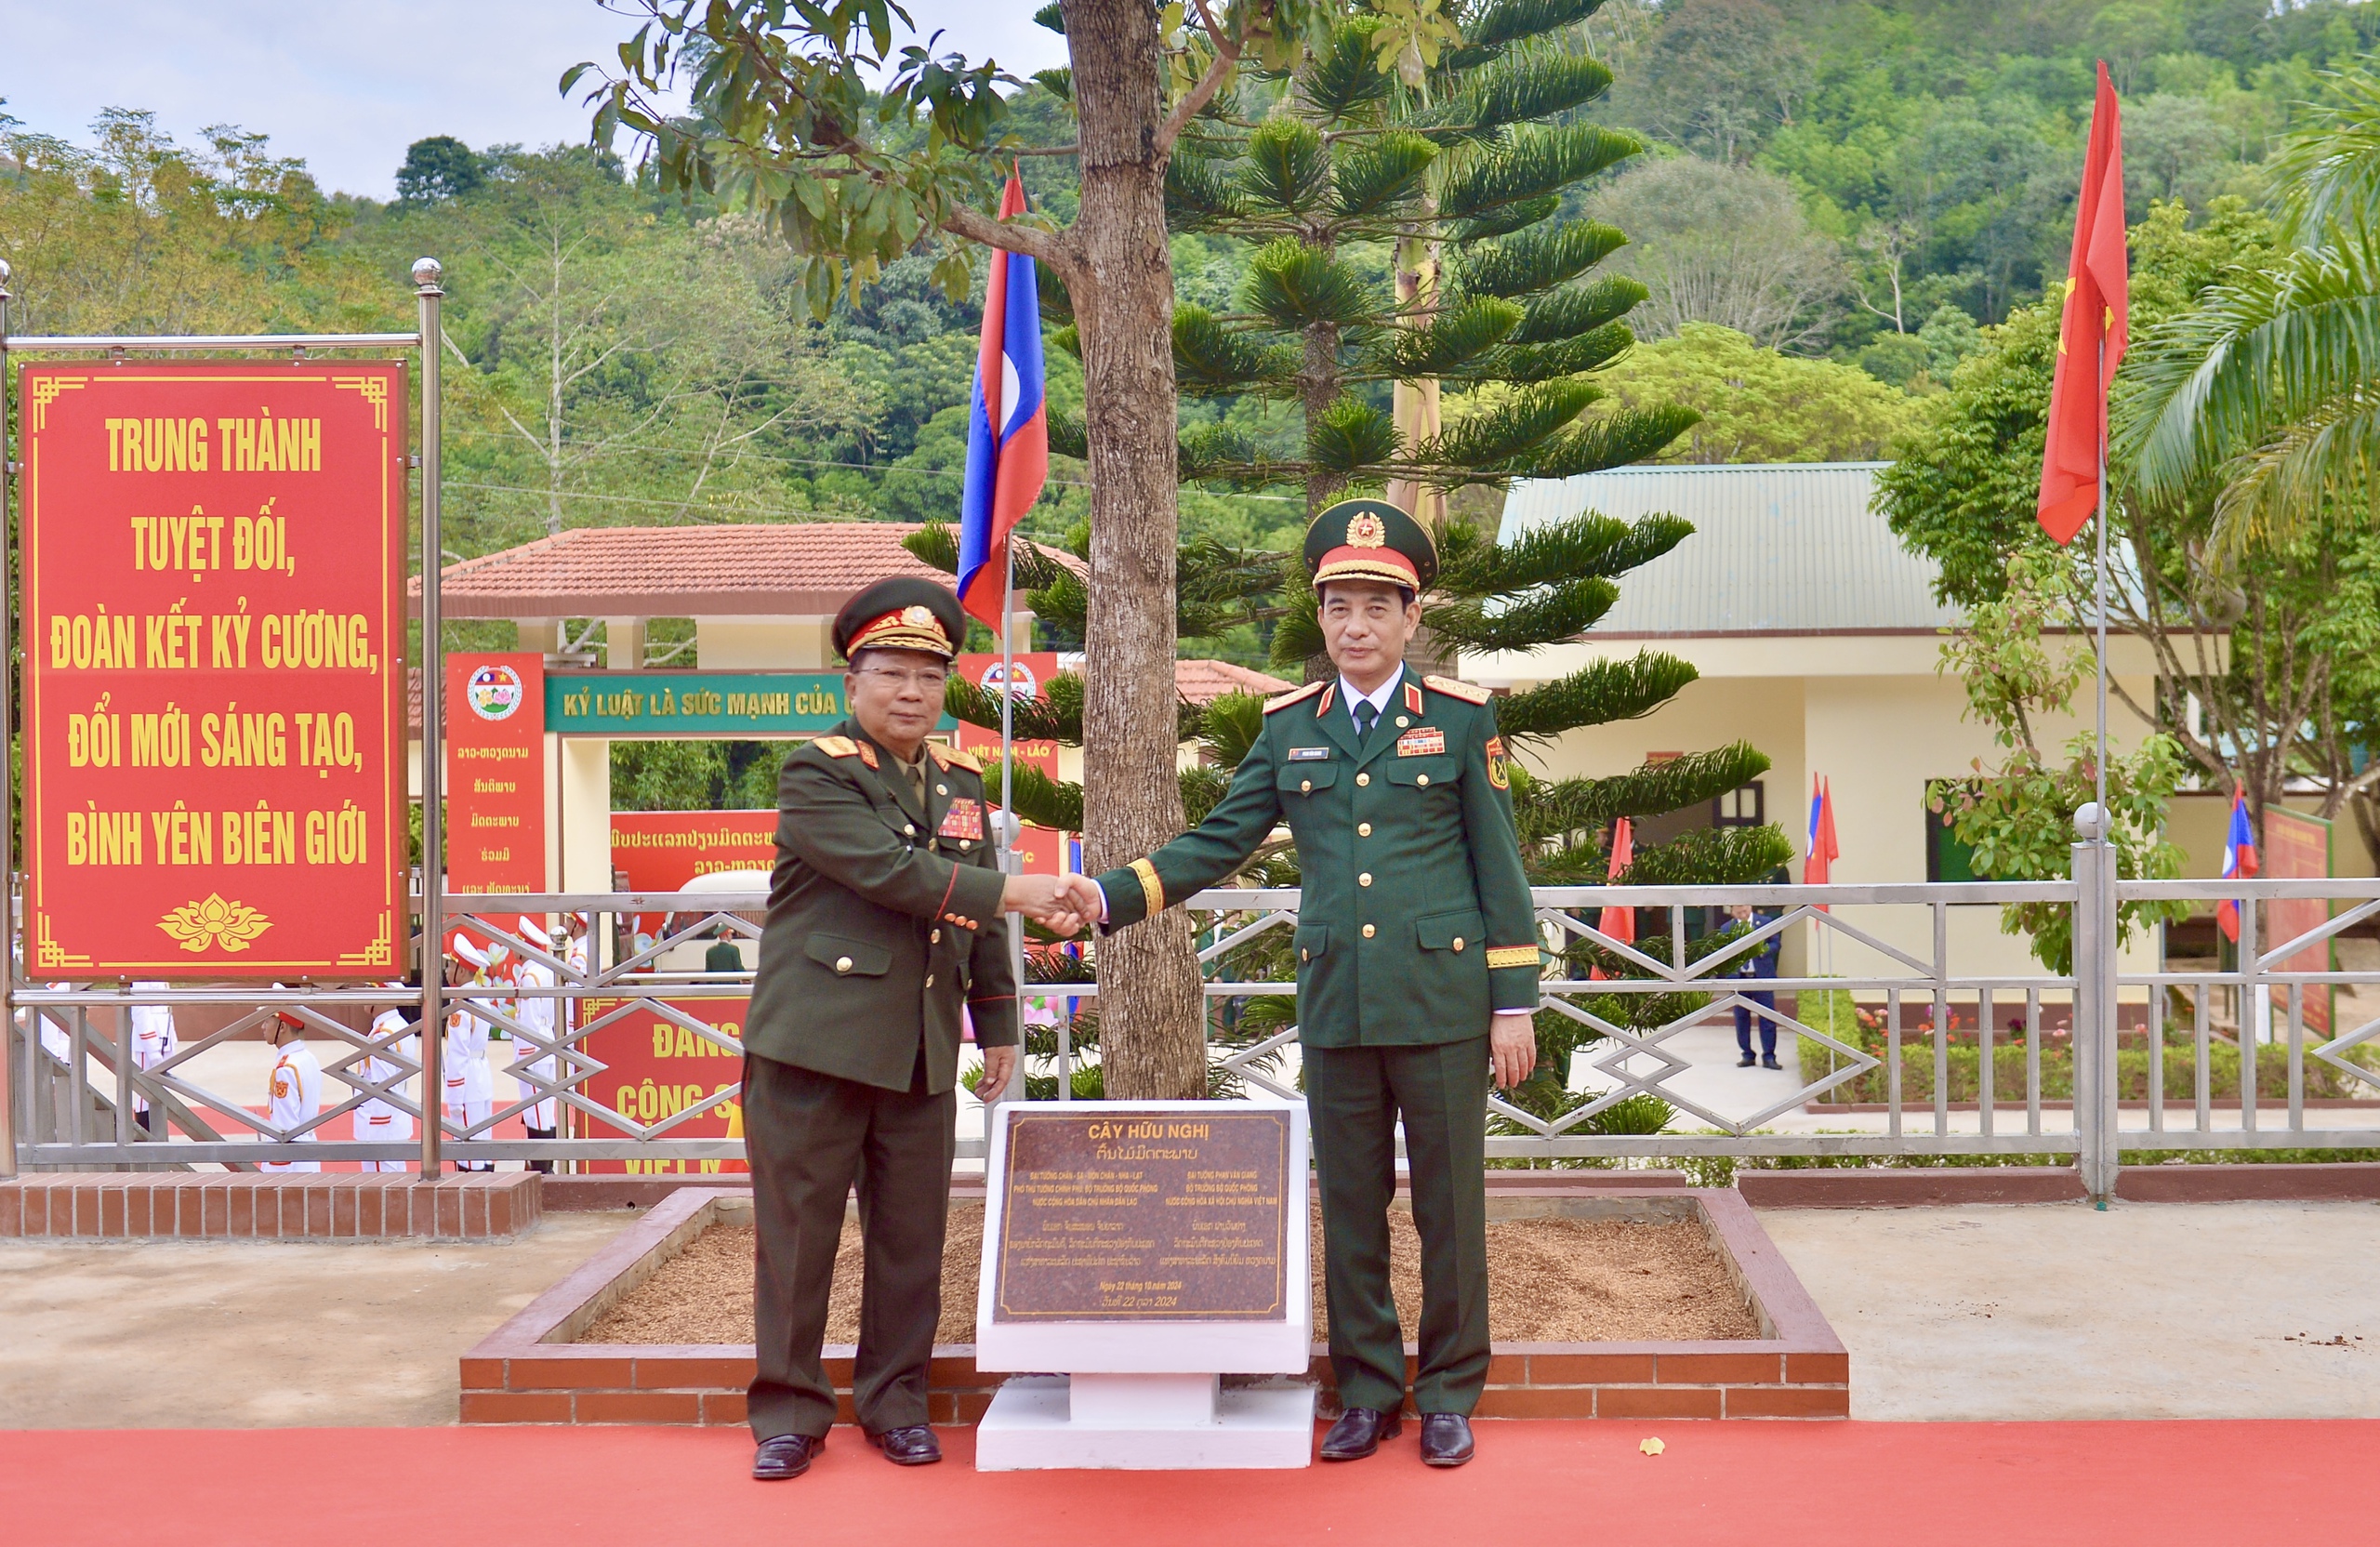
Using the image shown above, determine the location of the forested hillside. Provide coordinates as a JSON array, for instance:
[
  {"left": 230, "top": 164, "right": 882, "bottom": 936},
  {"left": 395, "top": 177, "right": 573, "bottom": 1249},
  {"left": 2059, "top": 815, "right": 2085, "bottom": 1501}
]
[{"left": 5, "top": 1, "right": 2373, "bottom": 579}]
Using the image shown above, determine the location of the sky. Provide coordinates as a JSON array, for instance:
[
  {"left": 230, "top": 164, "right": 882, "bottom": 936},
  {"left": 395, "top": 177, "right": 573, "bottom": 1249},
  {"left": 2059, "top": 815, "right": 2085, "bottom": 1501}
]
[{"left": 0, "top": 0, "right": 1070, "bottom": 200}]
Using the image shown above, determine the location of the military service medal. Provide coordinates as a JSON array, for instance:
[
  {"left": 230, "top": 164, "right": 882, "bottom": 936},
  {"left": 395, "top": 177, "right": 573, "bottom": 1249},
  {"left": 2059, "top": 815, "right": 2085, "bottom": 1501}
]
[
  {"left": 1395, "top": 727, "right": 1447, "bottom": 758},
  {"left": 937, "top": 800, "right": 985, "bottom": 841}
]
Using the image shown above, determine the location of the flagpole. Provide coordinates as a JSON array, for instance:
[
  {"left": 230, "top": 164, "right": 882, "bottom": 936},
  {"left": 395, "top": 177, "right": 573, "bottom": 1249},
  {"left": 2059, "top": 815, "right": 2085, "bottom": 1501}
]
[
  {"left": 998, "top": 538, "right": 1026, "bottom": 1099},
  {"left": 2095, "top": 338, "right": 2109, "bottom": 823}
]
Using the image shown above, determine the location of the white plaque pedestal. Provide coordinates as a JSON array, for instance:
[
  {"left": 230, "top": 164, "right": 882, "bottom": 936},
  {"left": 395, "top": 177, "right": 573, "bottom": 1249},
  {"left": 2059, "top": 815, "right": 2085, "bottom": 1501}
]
[
  {"left": 973, "top": 1101, "right": 1315, "bottom": 1472},
  {"left": 975, "top": 1373, "right": 1316, "bottom": 1471}
]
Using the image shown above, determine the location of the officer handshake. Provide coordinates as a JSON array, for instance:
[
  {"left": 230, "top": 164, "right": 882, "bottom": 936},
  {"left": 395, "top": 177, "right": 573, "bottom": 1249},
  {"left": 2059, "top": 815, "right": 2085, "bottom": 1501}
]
[{"left": 1002, "top": 873, "right": 1091, "bottom": 936}]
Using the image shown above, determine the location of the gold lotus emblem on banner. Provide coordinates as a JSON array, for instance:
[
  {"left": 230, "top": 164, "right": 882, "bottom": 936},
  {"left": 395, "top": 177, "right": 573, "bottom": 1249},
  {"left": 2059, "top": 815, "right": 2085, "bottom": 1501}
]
[{"left": 158, "top": 894, "right": 274, "bottom": 953}]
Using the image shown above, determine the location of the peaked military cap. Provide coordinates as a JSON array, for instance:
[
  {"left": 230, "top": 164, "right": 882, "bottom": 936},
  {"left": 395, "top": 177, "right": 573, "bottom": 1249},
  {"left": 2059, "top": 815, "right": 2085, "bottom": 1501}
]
[
  {"left": 834, "top": 576, "right": 966, "bottom": 663},
  {"left": 1304, "top": 496, "right": 1438, "bottom": 593}
]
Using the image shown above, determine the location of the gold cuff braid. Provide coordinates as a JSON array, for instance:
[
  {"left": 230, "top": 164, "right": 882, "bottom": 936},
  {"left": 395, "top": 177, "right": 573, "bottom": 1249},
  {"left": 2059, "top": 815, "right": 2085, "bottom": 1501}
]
[
  {"left": 1130, "top": 858, "right": 1165, "bottom": 916},
  {"left": 1485, "top": 945, "right": 1540, "bottom": 970}
]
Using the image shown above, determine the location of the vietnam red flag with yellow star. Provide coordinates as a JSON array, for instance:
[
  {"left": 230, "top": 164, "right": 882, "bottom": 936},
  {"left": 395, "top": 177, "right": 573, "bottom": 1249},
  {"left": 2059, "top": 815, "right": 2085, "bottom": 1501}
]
[{"left": 2037, "top": 61, "right": 2128, "bottom": 546}]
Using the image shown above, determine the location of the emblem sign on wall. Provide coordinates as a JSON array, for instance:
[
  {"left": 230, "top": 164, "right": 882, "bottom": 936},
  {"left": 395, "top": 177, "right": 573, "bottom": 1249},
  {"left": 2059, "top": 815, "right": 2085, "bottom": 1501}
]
[
  {"left": 18, "top": 360, "right": 406, "bottom": 976},
  {"left": 444, "top": 653, "right": 547, "bottom": 896}
]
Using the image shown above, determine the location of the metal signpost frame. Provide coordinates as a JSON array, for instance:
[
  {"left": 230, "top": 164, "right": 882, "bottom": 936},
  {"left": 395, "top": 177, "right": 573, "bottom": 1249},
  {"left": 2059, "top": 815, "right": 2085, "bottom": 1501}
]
[{"left": 0, "top": 260, "right": 444, "bottom": 1180}]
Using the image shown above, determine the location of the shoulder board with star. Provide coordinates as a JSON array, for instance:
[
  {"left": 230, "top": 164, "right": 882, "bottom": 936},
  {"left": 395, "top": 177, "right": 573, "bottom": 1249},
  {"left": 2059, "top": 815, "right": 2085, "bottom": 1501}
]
[
  {"left": 1262, "top": 681, "right": 1328, "bottom": 716},
  {"left": 810, "top": 735, "right": 861, "bottom": 758},
  {"left": 1423, "top": 674, "right": 1493, "bottom": 706},
  {"left": 930, "top": 743, "right": 983, "bottom": 775}
]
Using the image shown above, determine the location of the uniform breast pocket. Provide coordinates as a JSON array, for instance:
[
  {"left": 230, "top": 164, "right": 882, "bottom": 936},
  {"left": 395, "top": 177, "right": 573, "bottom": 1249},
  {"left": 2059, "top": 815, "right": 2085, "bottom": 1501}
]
[
  {"left": 1382, "top": 755, "right": 1458, "bottom": 792},
  {"left": 1277, "top": 761, "right": 1341, "bottom": 799}
]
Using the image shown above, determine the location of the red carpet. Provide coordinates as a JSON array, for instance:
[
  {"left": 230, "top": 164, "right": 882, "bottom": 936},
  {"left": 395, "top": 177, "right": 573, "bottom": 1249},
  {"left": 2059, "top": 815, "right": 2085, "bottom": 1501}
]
[{"left": 2, "top": 1421, "right": 2366, "bottom": 1546}]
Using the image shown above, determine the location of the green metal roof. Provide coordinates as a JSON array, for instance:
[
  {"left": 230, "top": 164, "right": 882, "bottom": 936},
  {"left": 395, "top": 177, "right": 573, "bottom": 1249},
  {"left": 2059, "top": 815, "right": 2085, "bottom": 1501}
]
[{"left": 1499, "top": 462, "right": 1960, "bottom": 636}]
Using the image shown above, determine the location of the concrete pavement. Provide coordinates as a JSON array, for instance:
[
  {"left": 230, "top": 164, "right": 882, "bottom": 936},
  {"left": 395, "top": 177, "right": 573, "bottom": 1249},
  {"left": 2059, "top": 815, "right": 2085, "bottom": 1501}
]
[
  {"left": 0, "top": 1210, "right": 635, "bottom": 1427},
  {"left": 5, "top": 1193, "right": 2378, "bottom": 1428},
  {"left": 1758, "top": 1199, "right": 2380, "bottom": 1420}
]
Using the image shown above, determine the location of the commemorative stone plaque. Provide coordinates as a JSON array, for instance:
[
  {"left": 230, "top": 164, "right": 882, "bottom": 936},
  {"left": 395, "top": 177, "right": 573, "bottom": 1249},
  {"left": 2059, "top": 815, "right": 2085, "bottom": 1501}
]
[{"left": 992, "top": 1107, "right": 1290, "bottom": 1323}]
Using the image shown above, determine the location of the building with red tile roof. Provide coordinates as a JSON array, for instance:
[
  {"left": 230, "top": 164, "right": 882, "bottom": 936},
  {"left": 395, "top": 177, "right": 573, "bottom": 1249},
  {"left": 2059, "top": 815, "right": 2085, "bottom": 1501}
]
[
  {"left": 407, "top": 522, "right": 958, "bottom": 620},
  {"left": 1171, "top": 658, "right": 1295, "bottom": 704}
]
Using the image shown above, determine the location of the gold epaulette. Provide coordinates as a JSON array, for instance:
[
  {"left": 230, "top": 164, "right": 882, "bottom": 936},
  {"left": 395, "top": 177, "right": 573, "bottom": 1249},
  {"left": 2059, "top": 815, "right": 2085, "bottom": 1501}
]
[
  {"left": 1263, "top": 681, "right": 1328, "bottom": 716},
  {"left": 1423, "top": 674, "right": 1493, "bottom": 706},
  {"left": 931, "top": 743, "right": 983, "bottom": 774},
  {"left": 811, "top": 735, "right": 860, "bottom": 757}
]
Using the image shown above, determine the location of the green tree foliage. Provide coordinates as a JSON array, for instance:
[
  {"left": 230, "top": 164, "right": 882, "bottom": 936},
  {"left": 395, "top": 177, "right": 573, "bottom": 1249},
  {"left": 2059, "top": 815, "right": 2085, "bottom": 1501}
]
[
  {"left": 1586, "top": 154, "right": 1847, "bottom": 351},
  {"left": 1881, "top": 192, "right": 2380, "bottom": 863},
  {"left": 1930, "top": 553, "right": 2189, "bottom": 972},
  {"left": 2124, "top": 66, "right": 2380, "bottom": 554},
  {"left": 1613, "top": 0, "right": 1810, "bottom": 165},
  {"left": 1145, "top": 0, "right": 1690, "bottom": 509},
  {"left": 0, "top": 107, "right": 382, "bottom": 336},
  {"left": 393, "top": 135, "right": 485, "bottom": 205},
  {"left": 1584, "top": 0, "right": 2380, "bottom": 356},
  {"left": 1571, "top": 322, "right": 1924, "bottom": 462},
  {"left": 611, "top": 740, "right": 784, "bottom": 812}
]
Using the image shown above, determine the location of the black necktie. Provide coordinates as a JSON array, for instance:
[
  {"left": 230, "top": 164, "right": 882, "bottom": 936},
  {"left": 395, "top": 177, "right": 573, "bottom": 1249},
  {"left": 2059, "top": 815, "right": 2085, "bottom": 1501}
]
[{"left": 1354, "top": 699, "right": 1379, "bottom": 742}]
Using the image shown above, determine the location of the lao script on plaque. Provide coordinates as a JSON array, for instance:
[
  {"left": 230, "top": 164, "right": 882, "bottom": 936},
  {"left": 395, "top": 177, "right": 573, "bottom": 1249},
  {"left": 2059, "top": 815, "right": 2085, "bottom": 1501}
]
[{"left": 992, "top": 1108, "right": 1290, "bottom": 1323}]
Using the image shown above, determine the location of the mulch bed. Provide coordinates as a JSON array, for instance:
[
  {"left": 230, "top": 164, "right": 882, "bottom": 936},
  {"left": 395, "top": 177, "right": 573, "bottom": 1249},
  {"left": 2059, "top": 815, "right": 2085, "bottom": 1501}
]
[{"left": 582, "top": 1204, "right": 1757, "bottom": 1344}]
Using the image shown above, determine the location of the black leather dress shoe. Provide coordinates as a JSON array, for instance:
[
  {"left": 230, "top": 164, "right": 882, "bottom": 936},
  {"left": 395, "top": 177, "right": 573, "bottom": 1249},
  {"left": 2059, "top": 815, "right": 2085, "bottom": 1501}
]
[
  {"left": 869, "top": 1425, "right": 943, "bottom": 1465},
  {"left": 1420, "top": 1413, "right": 1475, "bottom": 1467},
  {"left": 751, "top": 1434, "right": 822, "bottom": 1480},
  {"left": 1319, "top": 1407, "right": 1403, "bottom": 1461}
]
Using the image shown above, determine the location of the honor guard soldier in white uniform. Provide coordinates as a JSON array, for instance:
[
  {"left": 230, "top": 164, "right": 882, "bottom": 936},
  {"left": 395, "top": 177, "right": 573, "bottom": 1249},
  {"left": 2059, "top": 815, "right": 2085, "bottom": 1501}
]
[
  {"left": 128, "top": 982, "right": 177, "bottom": 1133},
  {"left": 513, "top": 919, "right": 562, "bottom": 1171},
  {"left": 354, "top": 984, "right": 419, "bottom": 1170},
  {"left": 444, "top": 941, "right": 496, "bottom": 1170},
  {"left": 258, "top": 1007, "right": 323, "bottom": 1172}
]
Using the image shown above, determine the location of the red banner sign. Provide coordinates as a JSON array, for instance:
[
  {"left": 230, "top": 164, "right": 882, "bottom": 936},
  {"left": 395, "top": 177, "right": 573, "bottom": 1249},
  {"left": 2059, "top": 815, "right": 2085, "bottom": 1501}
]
[
  {"left": 20, "top": 361, "right": 406, "bottom": 977},
  {"left": 446, "top": 652, "right": 547, "bottom": 903},
  {"left": 573, "top": 996, "right": 747, "bottom": 1175},
  {"left": 610, "top": 809, "right": 777, "bottom": 890}
]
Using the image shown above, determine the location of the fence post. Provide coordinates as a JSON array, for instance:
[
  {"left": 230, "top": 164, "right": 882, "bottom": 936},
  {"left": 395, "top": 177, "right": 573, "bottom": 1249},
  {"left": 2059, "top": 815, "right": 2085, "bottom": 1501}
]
[{"left": 2071, "top": 807, "right": 2120, "bottom": 1201}]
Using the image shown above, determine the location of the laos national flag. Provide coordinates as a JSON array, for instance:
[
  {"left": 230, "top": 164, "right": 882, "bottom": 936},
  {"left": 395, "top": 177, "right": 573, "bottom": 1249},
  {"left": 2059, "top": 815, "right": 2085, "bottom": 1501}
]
[
  {"left": 957, "top": 170, "right": 1049, "bottom": 631},
  {"left": 2217, "top": 788, "right": 2258, "bottom": 944}
]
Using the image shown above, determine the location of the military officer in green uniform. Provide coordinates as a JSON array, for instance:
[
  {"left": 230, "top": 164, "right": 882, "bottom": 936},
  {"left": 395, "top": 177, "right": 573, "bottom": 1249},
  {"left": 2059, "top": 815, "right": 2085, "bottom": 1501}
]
[
  {"left": 742, "top": 577, "right": 1087, "bottom": 1481},
  {"left": 1061, "top": 499, "right": 1540, "bottom": 1469}
]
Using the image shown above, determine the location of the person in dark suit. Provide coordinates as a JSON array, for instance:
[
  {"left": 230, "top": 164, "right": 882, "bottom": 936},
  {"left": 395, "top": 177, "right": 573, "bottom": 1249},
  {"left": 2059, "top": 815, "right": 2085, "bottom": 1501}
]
[
  {"left": 740, "top": 577, "right": 1087, "bottom": 1481},
  {"left": 1728, "top": 902, "right": 1783, "bottom": 1068}
]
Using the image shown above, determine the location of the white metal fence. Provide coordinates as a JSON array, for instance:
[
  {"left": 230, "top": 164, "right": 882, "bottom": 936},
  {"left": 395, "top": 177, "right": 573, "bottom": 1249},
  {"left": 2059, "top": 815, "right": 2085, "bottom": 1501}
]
[{"left": 12, "top": 841, "right": 2380, "bottom": 1192}]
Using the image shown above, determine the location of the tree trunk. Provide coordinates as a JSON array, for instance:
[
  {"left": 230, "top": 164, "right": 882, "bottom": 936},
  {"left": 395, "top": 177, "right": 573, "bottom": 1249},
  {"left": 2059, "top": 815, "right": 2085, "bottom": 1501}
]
[{"left": 1064, "top": 0, "right": 1207, "bottom": 1101}]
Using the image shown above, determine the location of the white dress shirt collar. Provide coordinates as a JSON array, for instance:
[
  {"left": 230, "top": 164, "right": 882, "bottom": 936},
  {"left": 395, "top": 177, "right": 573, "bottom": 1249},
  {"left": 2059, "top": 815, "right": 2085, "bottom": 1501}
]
[{"left": 1338, "top": 666, "right": 1404, "bottom": 729}]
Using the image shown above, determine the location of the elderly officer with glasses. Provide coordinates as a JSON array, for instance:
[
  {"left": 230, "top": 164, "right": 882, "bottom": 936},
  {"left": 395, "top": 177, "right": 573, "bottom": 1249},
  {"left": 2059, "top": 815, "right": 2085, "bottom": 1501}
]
[{"left": 742, "top": 576, "right": 1090, "bottom": 1482}]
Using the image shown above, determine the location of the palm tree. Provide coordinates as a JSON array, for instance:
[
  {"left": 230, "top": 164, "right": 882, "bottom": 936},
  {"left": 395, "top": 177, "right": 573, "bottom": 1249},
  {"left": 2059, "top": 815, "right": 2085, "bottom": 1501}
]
[{"left": 2121, "top": 70, "right": 2380, "bottom": 551}]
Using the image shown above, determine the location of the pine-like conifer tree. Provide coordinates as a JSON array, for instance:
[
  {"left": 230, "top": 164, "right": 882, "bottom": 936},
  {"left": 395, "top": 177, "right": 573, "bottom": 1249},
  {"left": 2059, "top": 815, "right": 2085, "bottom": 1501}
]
[{"left": 915, "top": 0, "right": 1792, "bottom": 1121}]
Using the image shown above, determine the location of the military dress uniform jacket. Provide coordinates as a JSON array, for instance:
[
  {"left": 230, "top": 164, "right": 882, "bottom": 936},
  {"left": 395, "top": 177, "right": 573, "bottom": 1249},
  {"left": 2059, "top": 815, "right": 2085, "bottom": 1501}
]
[
  {"left": 1093, "top": 670, "right": 1540, "bottom": 1047},
  {"left": 744, "top": 719, "right": 1019, "bottom": 1093}
]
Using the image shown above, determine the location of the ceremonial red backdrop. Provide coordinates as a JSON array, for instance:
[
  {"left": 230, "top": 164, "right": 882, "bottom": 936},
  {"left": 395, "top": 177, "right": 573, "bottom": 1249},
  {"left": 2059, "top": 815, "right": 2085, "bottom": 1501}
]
[
  {"left": 19, "top": 361, "right": 406, "bottom": 978},
  {"left": 573, "top": 996, "right": 747, "bottom": 1175}
]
